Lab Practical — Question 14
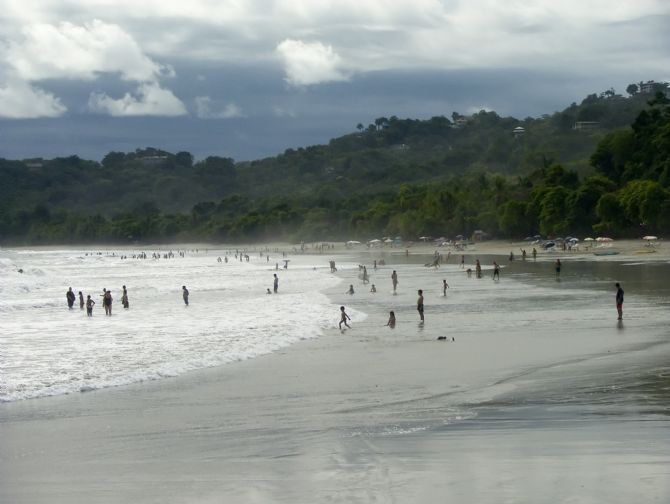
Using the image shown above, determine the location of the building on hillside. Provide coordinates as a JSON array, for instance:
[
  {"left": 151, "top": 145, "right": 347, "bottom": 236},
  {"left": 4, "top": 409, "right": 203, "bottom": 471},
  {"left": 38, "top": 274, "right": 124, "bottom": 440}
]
[
  {"left": 640, "top": 81, "right": 657, "bottom": 94},
  {"left": 452, "top": 117, "right": 471, "bottom": 128},
  {"left": 573, "top": 121, "right": 599, "bottom": 131}
]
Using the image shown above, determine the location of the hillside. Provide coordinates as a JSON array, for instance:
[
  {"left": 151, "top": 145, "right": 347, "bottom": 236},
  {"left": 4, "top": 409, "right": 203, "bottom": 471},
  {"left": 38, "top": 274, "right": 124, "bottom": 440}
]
[{"left": 1, "top": 82, "right": 669, "bottom": 243}]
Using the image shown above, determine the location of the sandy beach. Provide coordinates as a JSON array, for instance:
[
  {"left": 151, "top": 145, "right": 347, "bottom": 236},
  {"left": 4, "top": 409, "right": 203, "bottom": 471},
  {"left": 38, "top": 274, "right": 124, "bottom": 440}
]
[{"left": 1, "top": 241, "right": 669, "bottom": 503}]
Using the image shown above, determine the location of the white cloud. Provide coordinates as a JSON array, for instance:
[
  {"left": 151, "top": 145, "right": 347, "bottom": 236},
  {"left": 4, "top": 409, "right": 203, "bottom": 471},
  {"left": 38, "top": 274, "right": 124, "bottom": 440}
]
[
  {"left": 7, "top": 19, "right": 168, "bottom": 82},
  {"left": 276, "top": 39, "right": 348, "bottom": 86},
  {"left": 194, "top": 96, "right": 243, "bottom": 119},
  {"left": 0, "top": 80, "right": 66, "bottom": 118},
  {"left": 88, "top": 82, "right": 187, "bottom": 117}
]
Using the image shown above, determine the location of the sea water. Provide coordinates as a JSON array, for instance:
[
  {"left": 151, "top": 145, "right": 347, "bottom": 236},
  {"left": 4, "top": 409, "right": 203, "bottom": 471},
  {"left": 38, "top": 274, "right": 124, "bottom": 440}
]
[{"left": 0, "top": 247, "right": 352, "bottom": 402}]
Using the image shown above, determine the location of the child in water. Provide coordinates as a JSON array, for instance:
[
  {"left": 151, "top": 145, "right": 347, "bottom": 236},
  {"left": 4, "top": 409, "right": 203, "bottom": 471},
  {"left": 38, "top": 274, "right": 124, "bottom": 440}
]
[
  {"left": 339, "top": 306, "right": 351, "bottom": 329},
  {"left": 347, "top": 284, "right": 355, "bottom": 295},
  {"left": 86, "top": 295, "right": 95, "bottom": 317}
]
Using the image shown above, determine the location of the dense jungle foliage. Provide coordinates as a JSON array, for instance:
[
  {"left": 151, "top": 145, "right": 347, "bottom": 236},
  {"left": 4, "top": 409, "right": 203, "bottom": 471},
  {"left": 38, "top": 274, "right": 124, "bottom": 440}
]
[{"left": 1, "top": 82, "right": 669, "bottom": 244}]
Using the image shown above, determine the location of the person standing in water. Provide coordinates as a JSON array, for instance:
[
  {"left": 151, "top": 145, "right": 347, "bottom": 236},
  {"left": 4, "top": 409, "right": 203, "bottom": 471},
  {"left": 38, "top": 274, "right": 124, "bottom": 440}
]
[
  {"left": 347, "top": 284, "right": 355, "bottom": 295},
  {"left": 417, "top": 289, "right": 425, "bottom": 322},
  {"left": 532, "top": 247, "right": 537, "bottom": 261},
  {"left": 86, "top": 295, "right": 95, "bottom": 316},
  {"left": 386, "top": 310, "right": 396, "bottom": 328},
  {"left": 442, "top": 279, "right": 449, "bottom": 296},
  {"left": 615, "top": 283, "right": 624, "bottom": 320},
  {"left": 121, "top": 285, "right": 129, "bottom": 309},
  {"left": 273, "top": 274, "right": 279, "bottom": 293},
  {"left": 339, "top": 306, "right": 351, "bottom": 330},
  {"left": 391, "top": 270, "right": 398, "bottom": 294},
  {"left": 103, "top": 288, "right": 113, "bottom": 316},
  {"left": 182, "top": 285, "right": 189, "bottom": 305},
  {"left": 555, "top": 258, "right": 561, "bottom": 277},
  {"left": 66, "top": 287, "right": 76, "bottom": 309},
  {"left": 492, "top": 261, "right": 500, "bottom": 280},
  {"left": 78, "top": 291, "right": 84, "bottom": 310}
]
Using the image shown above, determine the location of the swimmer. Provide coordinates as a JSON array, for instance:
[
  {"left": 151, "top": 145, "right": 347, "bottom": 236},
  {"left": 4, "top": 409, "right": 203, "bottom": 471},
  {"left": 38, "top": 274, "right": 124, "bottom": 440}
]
[
  {"left": 266, "top": 288, "right": 272, "bottom": 294},
  {"left": 347, "top": 284, "right": 355, "bottom": 295},
  {"left": 370, "top": 284, "right": 377, "bottom": 293}
]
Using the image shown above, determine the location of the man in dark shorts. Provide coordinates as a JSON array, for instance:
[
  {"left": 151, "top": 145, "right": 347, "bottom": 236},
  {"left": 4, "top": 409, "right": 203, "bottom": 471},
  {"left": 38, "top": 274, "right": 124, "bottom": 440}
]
[
  {"left": 66, "top": 287, "right": 76, "bottom": 309},
  {"left": 417, "top": 289, "right": 424, "bottom": 322},
  {"left": 615, "top": 283, "right": 624, "bottom": 320}
]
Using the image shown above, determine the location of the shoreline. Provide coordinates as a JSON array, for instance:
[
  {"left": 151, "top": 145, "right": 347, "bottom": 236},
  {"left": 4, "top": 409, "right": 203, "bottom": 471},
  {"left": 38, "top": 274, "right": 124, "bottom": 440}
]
[{"left": 2, "top": 246, "right": 669, "bottom": 503}]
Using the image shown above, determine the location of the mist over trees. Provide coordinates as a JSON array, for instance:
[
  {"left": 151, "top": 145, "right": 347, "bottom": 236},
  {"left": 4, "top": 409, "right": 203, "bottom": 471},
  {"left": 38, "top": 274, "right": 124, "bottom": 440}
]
[{"left": 1, "top": 83, "right": 669, "bottom": 244}]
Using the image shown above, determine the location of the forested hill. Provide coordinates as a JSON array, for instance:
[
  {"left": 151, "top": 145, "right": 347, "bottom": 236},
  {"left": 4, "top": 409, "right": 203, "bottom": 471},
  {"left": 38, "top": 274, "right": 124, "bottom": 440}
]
[{"left": 1, "top": 82, "right": 669, "bottom": 244}]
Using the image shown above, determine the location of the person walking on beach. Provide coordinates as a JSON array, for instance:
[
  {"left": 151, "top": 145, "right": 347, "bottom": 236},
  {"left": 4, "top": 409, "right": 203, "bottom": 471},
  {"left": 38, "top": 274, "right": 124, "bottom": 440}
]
[
  {"left": 555, "top": 258, "right": 561, "bottom": 277},
  {"left": 86, "top": 295, "right": 95, "bottom": 316},
  {"left": 182, "top": 285, "right": 189, "bottom": 305},
  {"left": 442, "top": 279, "right": 449, "bottom": 296},
  {"left": 386, "top": 310, "right": 396, "bottom": 328},
  {"left": 391, "top": 270, "right": 398, "bottom": 294},
  {"left": 102, "top": 288, "right": 112, "bottom": 316},
  {"left": 66, "top": 287, "right": 76, "bottom": 309},
  {"left": 78, "top": 291, "right": 84, "bottom": 310},
  {"left": 492, "top": 261, "right": 500, "bottom": 281},
  {"left": 417, "top": 289, "right": 425, "bottom": 322},
  {"left": 273, "top": 274, "right": 279, "bottom": 293},
  {"left": 615, "top": 283, "right": 624, "bottom": 320},
  {"left": 121, "top": 285, "right": 129, "bottom": 309},
  {"left": 339, "top": 306, "right": 351, "bottom": 330}
]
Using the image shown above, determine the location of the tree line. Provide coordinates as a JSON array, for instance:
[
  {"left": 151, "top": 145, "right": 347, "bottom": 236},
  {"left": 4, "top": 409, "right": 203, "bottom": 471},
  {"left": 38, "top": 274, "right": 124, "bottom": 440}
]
[{"left": 0, "top": 84, "right": 668, "bottom": 244}]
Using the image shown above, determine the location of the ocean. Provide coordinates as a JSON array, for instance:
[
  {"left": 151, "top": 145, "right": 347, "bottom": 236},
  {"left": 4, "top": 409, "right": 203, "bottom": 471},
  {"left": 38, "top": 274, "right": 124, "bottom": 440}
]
[{"left": 0, "top": 246, "right": 357, "bottom": 402}]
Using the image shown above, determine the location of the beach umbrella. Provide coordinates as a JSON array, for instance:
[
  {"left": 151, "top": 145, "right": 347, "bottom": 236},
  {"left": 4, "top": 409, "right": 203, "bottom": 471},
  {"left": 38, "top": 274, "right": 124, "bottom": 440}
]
[
  {"left": 368, "top": 239, "right": 382, "bottom": 244},
  {"left": 596, "top": 237, "right": 614, "bottom": 242},
  {"left": 346, "top": 240, "right": 361, "bottom": 245},
  {"left": 642, "top": 235, "right": 658, "bottom": 240},
  {"left": 384, "top": 239, "right": 394, "bottom": 243},
  {"left": 584, "top": 237, "right": 594, "bottom": 242}
]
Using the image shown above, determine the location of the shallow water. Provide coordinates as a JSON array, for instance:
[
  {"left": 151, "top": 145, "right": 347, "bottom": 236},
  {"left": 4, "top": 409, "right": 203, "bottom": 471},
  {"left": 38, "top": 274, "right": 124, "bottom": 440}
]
[{"left": 0, "top": 247, "right": 349, "bottom": 401}]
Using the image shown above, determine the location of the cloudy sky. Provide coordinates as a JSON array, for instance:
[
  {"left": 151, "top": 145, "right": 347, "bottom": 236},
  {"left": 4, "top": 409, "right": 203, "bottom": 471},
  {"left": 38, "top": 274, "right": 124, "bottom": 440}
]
[{"left": 0, "top": 0, "right": 668, "bottom": 161}]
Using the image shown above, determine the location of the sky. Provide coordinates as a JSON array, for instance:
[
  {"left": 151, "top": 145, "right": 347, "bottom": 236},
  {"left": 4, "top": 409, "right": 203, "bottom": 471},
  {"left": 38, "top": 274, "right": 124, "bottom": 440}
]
[{"left": 0, "top": 0, "right": 668, "bottom": 162}]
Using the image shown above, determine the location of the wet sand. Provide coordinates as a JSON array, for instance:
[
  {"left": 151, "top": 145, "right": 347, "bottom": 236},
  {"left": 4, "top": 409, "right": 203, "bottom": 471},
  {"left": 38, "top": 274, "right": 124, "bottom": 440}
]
[{"left": 1, "top": 246, "right": 669, "bottom": 503}]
